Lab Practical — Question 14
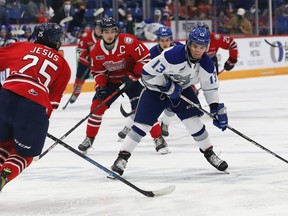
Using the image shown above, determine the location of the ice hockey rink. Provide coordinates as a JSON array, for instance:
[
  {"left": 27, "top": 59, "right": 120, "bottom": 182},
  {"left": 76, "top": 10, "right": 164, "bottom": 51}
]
[{"left": 0, "top": 75, "right": 287, "bottom": 216}]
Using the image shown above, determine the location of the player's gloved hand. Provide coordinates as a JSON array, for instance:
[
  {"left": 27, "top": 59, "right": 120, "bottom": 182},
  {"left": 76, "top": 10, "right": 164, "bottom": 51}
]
[
  {"left": 159, "top": 79, "right": 183, "bottom": 106},
  {"left": 95, "top": 85, "right": 107, "bottom": 100},
  {"left": 121, "top": 72, "right": 140, "bottom": 89},
  {"left": 210, "top": 103, "right": 228, "bottom": 131},
  {"left": 224, "top": 57, "right": 237, "bottom": 71}
]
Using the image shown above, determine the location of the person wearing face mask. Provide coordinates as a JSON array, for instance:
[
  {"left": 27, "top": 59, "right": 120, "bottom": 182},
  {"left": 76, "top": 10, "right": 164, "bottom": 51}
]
[
  {"left": 224, "top": 8, "right": 253, "bottom": 36},
  {"left": 50, "top": 0, "right": 75, "bottom": 25},
  {"left": 225, "top": 8, "right": 253, "bottom": 36}
]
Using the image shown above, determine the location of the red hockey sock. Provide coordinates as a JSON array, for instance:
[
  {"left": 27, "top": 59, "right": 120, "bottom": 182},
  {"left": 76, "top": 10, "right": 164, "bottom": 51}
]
[
  {"left": 0, "top": 140, "right": 13, "bottom": 167},
  {"left": 0, "top": 148, "right": 33, "bottom": 182},
  {"left": 149, "top": 122, "right": 162, "bottom": 139},
  {"left": 73, "top": 78, "right": 86, "bottom": 96},
  {"left": 86, "top": 100, "right": 108, "bottom": 138}
]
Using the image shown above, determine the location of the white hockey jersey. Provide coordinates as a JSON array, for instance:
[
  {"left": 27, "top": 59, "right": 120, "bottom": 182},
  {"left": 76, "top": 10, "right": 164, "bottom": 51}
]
[{"left": 142, "top": 44, "right": 220, "bottom": 105}]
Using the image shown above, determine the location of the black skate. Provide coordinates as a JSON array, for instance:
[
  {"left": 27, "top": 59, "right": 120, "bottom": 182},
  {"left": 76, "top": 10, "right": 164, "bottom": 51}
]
[
  {"left": 111, "top": 151, "right": 131, "bottom": 176},
  {"left": 161, "top": 122, "right": 169, "bottom": 137},
  {"left": 78, "top": 137, "right": 94, "bottom": 153},
  {"left": 200, "top": 147, "right": 228, "bottom": 172},
  {"left": 0, "top": 167, "right": 11, "bottom": 191},
  {"left": 69, "top": 94, "right": 79, "bottom": 104},
  {"left": 154, "top": 136, "right": 170, "bottom": 154}
]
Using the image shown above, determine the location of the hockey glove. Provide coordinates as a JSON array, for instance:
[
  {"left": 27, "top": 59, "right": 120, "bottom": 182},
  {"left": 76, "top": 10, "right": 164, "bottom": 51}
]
[
  {"left": 121, "top": 72, "right": 140, "bottom": 89},
  {"left": 224, "top": 57, "right": 237, "bottom": 71},
  {"left": 210, "top": 103, "right": 228, "bottom": 131},
  {"left": 159, "top": 79, "right": 183, "bottom": 100},
  {"left": 95, "top": 86, "right": 107, "bottom": 100}
]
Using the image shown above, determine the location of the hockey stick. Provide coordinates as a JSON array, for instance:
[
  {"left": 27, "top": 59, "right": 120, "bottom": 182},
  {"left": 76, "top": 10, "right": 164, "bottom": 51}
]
[
  {"left": 93, "top": 8, "right": 104, "bottom": 17},
  {"left": 35, "top": 83, "right": 126, "bottom": 160},
  {"left": 60, "top": 16, "right": 73, "bottom": 25},
  {"left": 62, "top": 67, "right": 91, "bottom": 110},
  {"left": 120, "top": 104, "right": 135, "bottom": 117},
  {"left": 264, "top": 39, "right": 288, "bottom": 48},
  {"left": 46, "top": 132, "right": 175, "bottom": 197},
  {"left": 179, "top": 94, "right": 288, "bottom": 164}
]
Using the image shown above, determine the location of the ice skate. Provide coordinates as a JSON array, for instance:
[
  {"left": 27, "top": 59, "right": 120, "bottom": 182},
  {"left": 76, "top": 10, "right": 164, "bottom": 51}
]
[
  {"left": 117, "top": 126, "right": 131, "bottom": 141},
  {"left": 111, "top": 151, "right": 131, "bottom": 176},
  {"left": 69, "top": 94, "right": 78, "bottom": 104},
  {"left": 200, "top": 147, "right": 228, "bottom": 172},
  {"left": 161, "top": 122, "right": 169, "bottom": 137},
  {"left": 0, "top": 167, "right": 11, "bottom": 191},
  {"left": 154, "top": 136, "right": 171, "bottom": 154},
  {"left": 78, "top": 137, "right": 94, "bottom": 153}
]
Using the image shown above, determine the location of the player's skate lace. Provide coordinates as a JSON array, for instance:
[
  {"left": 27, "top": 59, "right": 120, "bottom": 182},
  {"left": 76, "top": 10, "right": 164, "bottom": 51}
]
[
  {"left": 69, "top": 94, "right": 78, "bottom": 104},
  {"left": 118, "top": 126, "right": 131, "bottom": 140},
  {"left": 78, "top": 137, "right": 94, "bottom": 153},
  {"left": 0, "top": 167, "right": 11, "bottom": 191},
  {"left": 111, "top": 151, "right": 131, "bottom": 175},
  {"left": 161, "top": 122, "right": 169, "bottom": 137},
  {"left": 154, "top": 136, "right": 171, "bottom": 154},
  {"left": 200, "top": 147, "right": 228, "bottom": 171}
]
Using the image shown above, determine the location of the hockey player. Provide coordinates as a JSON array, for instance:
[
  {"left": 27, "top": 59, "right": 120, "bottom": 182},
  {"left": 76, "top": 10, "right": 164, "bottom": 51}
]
[
  {"left": 111, "top": 25, "right": 229, "bottom": 176},
  {"left": 78, "top": 17, "right": 169, "bottom": 155},
  {"left": 68, "top": 20, "right": 102, "bottom": 104},
  {"left": 117, "top": 26, "right": 175, "bottom": 154},
  {"left": 0, "top": 22, "right": 71, "bottom": 191},
  {"left": 161, "top": 24, "right": 238, "bottom": 136}
]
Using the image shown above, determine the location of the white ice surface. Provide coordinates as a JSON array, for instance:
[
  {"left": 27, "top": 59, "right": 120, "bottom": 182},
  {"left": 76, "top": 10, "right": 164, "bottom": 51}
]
[{"left": 0, "top": 75, "right": 288, "bottom": 216}]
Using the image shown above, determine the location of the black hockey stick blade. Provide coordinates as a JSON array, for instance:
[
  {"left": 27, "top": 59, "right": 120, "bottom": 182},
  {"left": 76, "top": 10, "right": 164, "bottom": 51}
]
[
  {"left": 120, "top": 104, "right": 135, "bottom": 117},
  {"left": 46, "top": 133, "right": 176, "bottom": 197},
  {"left": 264, "top": 39, "right": 287, "bottom": 48}
]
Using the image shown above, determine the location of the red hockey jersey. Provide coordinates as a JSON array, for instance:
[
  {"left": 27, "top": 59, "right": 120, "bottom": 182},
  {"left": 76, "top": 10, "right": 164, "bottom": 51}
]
[
  {"left": 207, "top": 32, "right": 238, "bottom": 61},
  {"left": 77, "top": 30, "right": 100, "bottom": 66},
  {"left": 89, "top": 33, "right": 150, "bottom": 85},
  {"left": 0, "top": 42, "right": 71, "bottom": 113}
]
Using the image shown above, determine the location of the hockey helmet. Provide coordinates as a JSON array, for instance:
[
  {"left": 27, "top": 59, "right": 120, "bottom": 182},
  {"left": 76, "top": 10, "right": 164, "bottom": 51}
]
[
  {"left": 100, "top": 17, "right": 117, "bottom": 31},
  {"left": 34, "top": 22, "right": 64, "bottom": 51},
  {"left": 187, "top": 25, "right": 210, "bottom": 46},
  {"left": 157, "top": 26, "right": 172, "bottom": 39},
  {"left": 22, "top": 25, "right": 32, "bottom": 33}
]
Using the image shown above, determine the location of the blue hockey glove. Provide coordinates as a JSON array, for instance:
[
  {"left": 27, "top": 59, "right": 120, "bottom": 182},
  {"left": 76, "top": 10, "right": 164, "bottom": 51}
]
[
  {"left": 95, "top": 86, "right": 107, "bottom": 100},
  {"left": 210, "top": 103, "right": 228, "bottom": 131},
  {"left": 159, "top": 79, "right": 182, "bottom": 100}
]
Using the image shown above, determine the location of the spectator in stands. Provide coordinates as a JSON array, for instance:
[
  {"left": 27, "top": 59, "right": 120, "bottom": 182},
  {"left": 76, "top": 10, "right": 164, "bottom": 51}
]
[
  {"left": 23, "top": 0, "right": 46, "bottom": 23},
  {"left": 50, "top": 0, "right": 75, "bottom": 24},
  {"left": 0, "top": 0, "right": 9, "bottom": 26},
  {"left": 67, "top": 1, "right": 86, "bottom": 32},
  {"left": 135, "top": 9, "right": 166, "bottom": 41},
  {"left": 126, "top": 12, "right": 135, "bottom": 35},
  {"left": 224, "top": 8, "right": 253, "bottom": 35}
]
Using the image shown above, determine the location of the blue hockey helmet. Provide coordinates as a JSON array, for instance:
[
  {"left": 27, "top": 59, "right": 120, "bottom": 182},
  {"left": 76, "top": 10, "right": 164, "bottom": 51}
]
[
  {"left": 157, "top": 26, "right": 172, "bottom": 39},
  {"left": 0, "top": 25, "right": 7, "bottom": 32},
  {"left": 34, "top": 22, "right": 64, "bottom": 51},
  {"left": 187, "top": 25, "right": 210, "bottom": 46},
  {"left": 22, "top": 25, "right": 32, "bottom": 33}
]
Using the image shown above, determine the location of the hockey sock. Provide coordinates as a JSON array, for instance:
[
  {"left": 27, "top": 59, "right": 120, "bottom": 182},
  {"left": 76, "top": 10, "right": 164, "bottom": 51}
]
[
  {"left": 149, "top": 122, "right": 162, "bottom": 139},
  {"left": 0, "top": 148, "right": 33, "bottom": 182},
  {"left": 86, "top": 101, "right": 108, "bottom": 137},
  {"left": 73, "top": 77, "right": 85, "bottom": 96},
  {"left": 0, "top": 140, "right": 13, "bottom": 167}
]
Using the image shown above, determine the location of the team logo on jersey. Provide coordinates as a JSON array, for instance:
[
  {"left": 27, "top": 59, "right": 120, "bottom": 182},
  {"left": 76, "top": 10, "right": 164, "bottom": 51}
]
[
  {"left": 28, "top": 88, "right": 38, "bottom": 96},
  {"left": 124, "top": 37, "right": 133, "bottom": 44},
  {"left": 214, "top": 34, "right": 220, "bottom": 40},
  {"left": 82, "top": 32, "right": 88, "bottom": 37},
  {"left": 103, "top": 59, "right": 126, "bottom": 71},
  {"left": 96, "top": 55, "right": 105, "bottom": 60}
]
